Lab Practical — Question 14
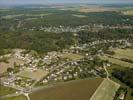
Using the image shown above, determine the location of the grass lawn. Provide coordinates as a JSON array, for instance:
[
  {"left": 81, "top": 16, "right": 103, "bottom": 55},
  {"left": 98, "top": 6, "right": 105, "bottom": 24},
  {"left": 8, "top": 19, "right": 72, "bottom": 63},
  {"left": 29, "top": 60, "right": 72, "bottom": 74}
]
[
  {"left": 90, "top": 79, "right": 120, "bottom": 100},
  {"left": 0, "top": 85, "right": 16, "bottom": 97},
  {"left": 17, "top": 68, "right": 48, "bottom": 81},
  {"left": 30, "top": 78, "right": 103, "bottom": 100}
]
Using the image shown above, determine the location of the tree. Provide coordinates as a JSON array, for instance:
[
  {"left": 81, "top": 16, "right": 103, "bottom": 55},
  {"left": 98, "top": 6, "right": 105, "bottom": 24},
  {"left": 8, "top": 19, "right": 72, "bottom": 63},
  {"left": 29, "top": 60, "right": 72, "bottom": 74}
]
[{"left": 7, "top": 68, "right": 13, "bottom": 73}]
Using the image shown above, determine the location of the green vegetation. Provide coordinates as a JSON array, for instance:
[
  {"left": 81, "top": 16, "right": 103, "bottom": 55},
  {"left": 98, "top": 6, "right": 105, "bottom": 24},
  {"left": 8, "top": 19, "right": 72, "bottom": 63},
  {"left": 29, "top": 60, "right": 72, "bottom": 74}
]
[
  {"left": 112, "top": 68, "right": 133, "bottom": 88},
  {"left": 0, "top": 85, "right": 16, "bottom": 96},
  {"left": 0, "top": 95, "right": 27, "bottom": 100}
]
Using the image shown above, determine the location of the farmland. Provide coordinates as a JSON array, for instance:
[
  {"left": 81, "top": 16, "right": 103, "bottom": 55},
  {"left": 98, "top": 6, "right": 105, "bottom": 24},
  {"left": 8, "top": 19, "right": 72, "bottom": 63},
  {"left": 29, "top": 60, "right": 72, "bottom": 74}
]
[
  {"left": 90, "top": 79, "right": 120, "bottom": 100},
  {"left": 0, "top": 95, "right": 27, "bottom": 100},
  {"left": 101, "top": 55, "right": 133, "bottom": 68},
  {"left": 100, "top": 48, "right": 133, "bottom": 68},
  {"left": 0, "top": 85, "right": 16, "bottom": 97},
  {"left": 30, "top": 78, "right": 103, "bottom": 100}
]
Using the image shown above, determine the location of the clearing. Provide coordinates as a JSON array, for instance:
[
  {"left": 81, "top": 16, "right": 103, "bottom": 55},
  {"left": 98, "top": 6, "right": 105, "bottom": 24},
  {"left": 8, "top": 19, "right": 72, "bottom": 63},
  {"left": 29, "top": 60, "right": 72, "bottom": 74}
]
[
  {"left": 0, "top": 57, "right": 24, "bottom": 74},
  {"left": 16, "top": 68, "right": 48, "bottom": 81}
]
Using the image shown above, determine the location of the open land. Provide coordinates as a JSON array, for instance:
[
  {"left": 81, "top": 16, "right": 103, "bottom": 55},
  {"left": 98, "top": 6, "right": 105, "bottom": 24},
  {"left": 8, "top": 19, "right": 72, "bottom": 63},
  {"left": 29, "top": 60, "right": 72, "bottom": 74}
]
[{"left": 30, "top": 78, "right": 103, "bottom": 100}]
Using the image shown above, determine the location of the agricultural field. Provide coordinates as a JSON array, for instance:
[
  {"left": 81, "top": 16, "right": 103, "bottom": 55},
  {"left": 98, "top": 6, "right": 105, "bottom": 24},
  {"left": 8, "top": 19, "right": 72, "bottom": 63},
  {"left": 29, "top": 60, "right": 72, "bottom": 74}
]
[
  {"left": 0, "top": 85, "right": 16, "bottom": 97},
  {"left": 101, "top": 55, "right": 133, "bottom": 68},
  {"left": 78, "top": 6, "right": 118, "bottom": 13},
  {"left": 72, "top": 14, "right": 87, "bottom": 18},
  {"left": 61, "top": 53, "right": 84, "bottom": 60},
  {"left": 112, "top": 48, "right": 133, "bottom": 60},
  {"left": 30, "top": 78, "right": 103, "bottom": 100},
  {"left": 121, "top": 7, "right": 133, "bottom": 16},
  {"left": 100, "top": 48, "right": 133, "bottom": 68},
  {"left": 2, "top": 14, "right": 24, "bottom": 19},
  {"left": 122, "top": 11, "right": 133, "bottom": 16},
  {"left": 0, "top": 95, "right": 27, "bottom": 100},
  {"left": 90, "top": 79, "right": 120, "bottom": 100},
  {"left": 17, "top": 68, "right": 48, "bottom": 81}
]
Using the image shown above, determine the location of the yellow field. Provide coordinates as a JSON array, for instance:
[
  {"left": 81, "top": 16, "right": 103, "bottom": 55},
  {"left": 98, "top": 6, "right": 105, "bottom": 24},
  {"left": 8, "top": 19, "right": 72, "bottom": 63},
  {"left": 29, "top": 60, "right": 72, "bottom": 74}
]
[{"left": 90, "top": 79, "right": 120, "bottom": 100}]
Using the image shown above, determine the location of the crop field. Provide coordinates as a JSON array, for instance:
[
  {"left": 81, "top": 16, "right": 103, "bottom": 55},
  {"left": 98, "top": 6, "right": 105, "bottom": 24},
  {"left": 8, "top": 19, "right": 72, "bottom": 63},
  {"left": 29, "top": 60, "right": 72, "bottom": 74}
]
[
  {"left": 2, "top": 13, "right": 52, "bottom": 19},
  {"left": 0, "top": 57, "right": 25, "bottom": 74},
  {"left": 2, "top": 14, "right": 24, "bottom": 19},
  {"left": 101, "top": 55, "right": 133, "bottom": 68},
  {"left": 122, "top": 11, "right": 133, "bottom": 15},
  {"left": 30, "top": 78, "right": 103, "bottom": 100},
  {"left": 90, "top": 79, "right": 120, "bottom": 100},
  {"left": 17, "top": 68, "right": 48, "bottom": 80},
  {"left": 78, "top": 7, "right": 117, "bottom": 13},
  {"left": 72, "top": 14, "right": 87, "bottom": 18},
  {"left": 0, "top": 95, "right": 27, "bottom": 100},
  {"left": 0, "top": 85, "right": 16, "bottom": 97},
  {"left": 112, "top": 48, "right": 133, "bottom": 60},
  {"left": 61, "top": 53, "right": 84, "bottom": 60},
  {"left": 122, "top": 7, "right": 133, "bottom": 16}
]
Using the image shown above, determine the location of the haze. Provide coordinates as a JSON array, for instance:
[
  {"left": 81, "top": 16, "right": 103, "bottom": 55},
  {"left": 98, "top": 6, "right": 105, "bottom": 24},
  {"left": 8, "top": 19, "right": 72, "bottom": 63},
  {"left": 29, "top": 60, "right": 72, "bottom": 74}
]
[{"left": 0, "top": 0, "right": 133, "bottom": 5}]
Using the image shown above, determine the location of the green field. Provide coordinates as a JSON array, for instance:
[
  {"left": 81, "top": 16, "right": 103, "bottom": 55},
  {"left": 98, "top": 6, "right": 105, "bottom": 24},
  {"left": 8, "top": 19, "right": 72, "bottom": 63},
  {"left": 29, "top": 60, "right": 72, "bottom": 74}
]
[
  {"left": 72, "top": 14, "right": 87, "bottom": 18},
  {"left": 30, "top": 78, "right": 103, "bottom": 100},
  {"left": 90, "top": 79, "right": 120, "bottom": 100},
  {"left": 101, "top": 55, "right": 133, "bottom": 68},
  {"left": 17, "top": 68, "right": 48, "bottom": 81},
  {"left": 0, "top": 95, "right": 27, "bottom": 100},
  {"left": 0, "top": 85, "right": 16, "bottom": 97},
  {"left": 112, "top": 48, "right": 133, "bottom": 60}
]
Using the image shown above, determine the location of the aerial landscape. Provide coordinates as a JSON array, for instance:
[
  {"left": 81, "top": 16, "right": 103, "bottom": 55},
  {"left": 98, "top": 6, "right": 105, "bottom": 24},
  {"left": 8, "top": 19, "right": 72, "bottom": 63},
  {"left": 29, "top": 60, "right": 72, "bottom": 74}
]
[{"left": 0, "top": 0, "right": 133, "bottom": 100}]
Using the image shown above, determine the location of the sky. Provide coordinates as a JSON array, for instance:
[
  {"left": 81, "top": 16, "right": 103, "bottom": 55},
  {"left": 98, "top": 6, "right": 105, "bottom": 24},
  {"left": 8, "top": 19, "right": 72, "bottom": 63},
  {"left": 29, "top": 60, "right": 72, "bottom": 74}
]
[{"left": 0, "top": 0, "right": 133, "bottom": 5}]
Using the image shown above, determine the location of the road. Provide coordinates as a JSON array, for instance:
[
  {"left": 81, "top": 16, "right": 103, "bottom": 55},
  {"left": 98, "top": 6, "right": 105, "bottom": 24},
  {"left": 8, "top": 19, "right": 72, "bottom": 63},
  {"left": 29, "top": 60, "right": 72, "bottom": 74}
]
[{"left": 103, "top": 64, "right": 109, "bottom": 80}]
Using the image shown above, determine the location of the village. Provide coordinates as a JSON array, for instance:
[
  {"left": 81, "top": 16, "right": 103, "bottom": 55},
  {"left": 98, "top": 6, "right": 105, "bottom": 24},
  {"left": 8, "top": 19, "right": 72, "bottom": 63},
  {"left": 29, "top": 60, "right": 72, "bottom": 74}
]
[{"left": 0, "top": 37, "right": 132, "bottom": 97}]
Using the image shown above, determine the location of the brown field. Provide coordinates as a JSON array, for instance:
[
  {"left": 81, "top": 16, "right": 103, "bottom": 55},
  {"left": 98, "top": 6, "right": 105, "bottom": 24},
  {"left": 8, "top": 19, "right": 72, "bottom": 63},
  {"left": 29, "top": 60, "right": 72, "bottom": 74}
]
[
  {"left": 78, "top": 7, "right": 117, "bottom": 13},
  {"left": 17, "top": 68, "right": 48, "bottom": 81},
  {"left": 30, "top": 78, "right": 103, "bottom": 100},
  {"left": 0, "top": 57, "right": 24, "bottom": 74},
  {"left": 122, "top": 11, "right": 133, "bottom": 15}
]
